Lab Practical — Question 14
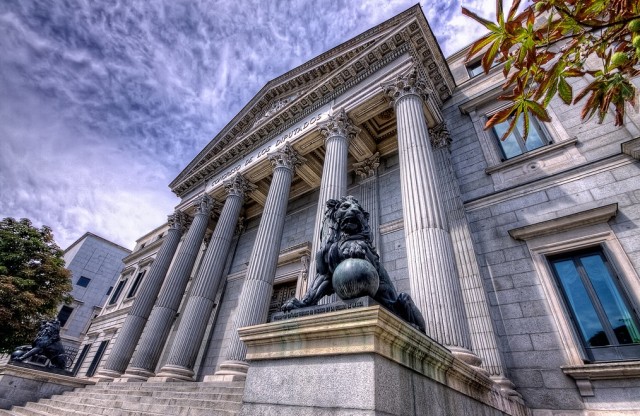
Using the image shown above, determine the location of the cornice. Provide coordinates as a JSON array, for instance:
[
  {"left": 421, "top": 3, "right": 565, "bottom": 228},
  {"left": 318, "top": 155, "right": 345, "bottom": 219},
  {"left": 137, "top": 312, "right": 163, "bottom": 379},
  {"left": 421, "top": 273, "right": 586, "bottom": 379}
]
[{"left": 170, "top": 5, "right": 454, "bottom": 198}]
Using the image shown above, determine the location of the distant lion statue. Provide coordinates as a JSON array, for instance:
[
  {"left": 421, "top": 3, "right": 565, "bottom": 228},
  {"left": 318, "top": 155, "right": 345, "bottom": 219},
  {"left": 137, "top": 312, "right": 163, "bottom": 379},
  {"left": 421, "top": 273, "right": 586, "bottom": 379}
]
[
  {"left": 11, "top": 319, "right": 69, "bottom": 369},
  {"left": 282, "top": 196, "right": 426, "bottom": 333}
]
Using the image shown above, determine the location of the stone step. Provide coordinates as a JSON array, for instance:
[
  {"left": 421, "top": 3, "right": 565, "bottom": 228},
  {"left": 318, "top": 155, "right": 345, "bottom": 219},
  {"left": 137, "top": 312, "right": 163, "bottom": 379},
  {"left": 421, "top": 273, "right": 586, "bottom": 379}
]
[
  {"left": 63, "top": 389, "right": 243, "bottom": 402},
  {"left": 49, "top": 395, "right": 242, "bottom": 413},
  {"left": 5, "top": 380, "right": 244, "bottom": 416},
  {"left": 44, "top": 395, "right": 241, "bottom": 416},
  {"left": 86, "top": 381, "right": 244, "bottom": 392}
]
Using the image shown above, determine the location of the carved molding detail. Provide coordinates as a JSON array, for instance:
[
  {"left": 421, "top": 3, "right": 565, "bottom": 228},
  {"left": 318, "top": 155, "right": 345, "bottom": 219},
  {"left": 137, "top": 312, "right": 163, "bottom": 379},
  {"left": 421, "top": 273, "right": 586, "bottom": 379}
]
[
  {"left": 382, "top": 67, "right": 432, "bottom": 105},
  {"left": 194, "top": 194, "right": 216, "bottom": 215},
  {"left": 428, "top": 123, "right": 452, "bottom": 149},
  {"left": 223, "top": 173, "right": 256, "bottom": 199},
  {"left": 235, "top": 216, "right": 246, "bottom": 236},
  {"left": 353, "top": 152, "right": 380, "bottom": 179},
  {"left": 167, "top": 210, "right": 186, "bottom": 231},
  {"left": 254, "top": 93, "right": 301, "bottom": 127},
  {"left": 268, "top": 143, "right": 306, "bottom": 171},
  {"left": 318, "top": 109, "right": 361, "bottom": 142}
]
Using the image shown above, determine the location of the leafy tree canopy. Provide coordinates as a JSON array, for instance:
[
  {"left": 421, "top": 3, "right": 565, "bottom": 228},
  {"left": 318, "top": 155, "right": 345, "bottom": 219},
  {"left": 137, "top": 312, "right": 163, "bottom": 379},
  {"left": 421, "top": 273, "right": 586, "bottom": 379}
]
[
  {"left": 463, "top": 0, "right": 640, "bottom": 140},
  {"left": 0, "top": 218, "right": 71, "bottom": 353}
]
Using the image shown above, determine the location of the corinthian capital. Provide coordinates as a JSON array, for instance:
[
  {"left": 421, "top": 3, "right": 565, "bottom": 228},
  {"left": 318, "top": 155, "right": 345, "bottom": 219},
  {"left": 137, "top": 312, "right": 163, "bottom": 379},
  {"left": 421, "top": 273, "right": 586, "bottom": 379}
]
[
  {"left": 193, "top": 194, "right": 217, "bottom": 215},
  {"left": 428, "top": 123, "right": 452, "bottom": 149},
  {"left": 382, "top": 67, "right": 432, "bottom": 105},
  {"left": 223, "top": 173, "right": 256, "bottom": 198},
  {"left": 268, "top": 143, "right": 306, "bottom": 171},
  {"left": 167, "top": 209, "right": 185, "bottom": 231},
  {"left": 318, "top": 109, "right": 360, "bottom": 142},
  {"left": 353, "top": 152, "right": 380, "bottom": 179}
]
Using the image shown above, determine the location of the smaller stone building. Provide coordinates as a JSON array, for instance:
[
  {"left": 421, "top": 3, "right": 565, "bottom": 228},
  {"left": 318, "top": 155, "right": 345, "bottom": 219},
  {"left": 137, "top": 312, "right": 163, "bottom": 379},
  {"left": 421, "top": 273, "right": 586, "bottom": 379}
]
[
  {"left": 72, "top": 224, "right": 174, "bottom": 377},
  {"left": 59, "top": 233, "right": 130, "bottom": 351}
]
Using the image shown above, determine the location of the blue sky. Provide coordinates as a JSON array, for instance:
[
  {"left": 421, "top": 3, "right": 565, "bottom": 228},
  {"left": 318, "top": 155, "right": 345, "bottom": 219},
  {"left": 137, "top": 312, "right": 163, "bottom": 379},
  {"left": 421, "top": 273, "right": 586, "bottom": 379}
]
[{"left": 0, "top": 0, "right": 493, "bottom": 250}]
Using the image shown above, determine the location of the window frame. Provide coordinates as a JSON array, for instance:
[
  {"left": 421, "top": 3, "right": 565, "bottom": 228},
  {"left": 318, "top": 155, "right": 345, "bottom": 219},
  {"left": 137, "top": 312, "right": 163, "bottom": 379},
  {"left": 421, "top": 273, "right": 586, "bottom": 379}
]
[
  {"left": 489, "top": 113, "right": 551, "bottom": 160},
  {"left": 547, "top": 247, "right": 640, "bottom": 362},
  {"left": 126, "top": 270, "right": 146, "bottom": 299},
  {"left": 510, "top": 206, "right": 640, "bottom": 365},
  {"left": 57, "top": 305, "right": 75, "bottom": 327},
  {"left": 76, "top": 276, "right": 91, "bottom": 287},
  {"left": 108, "top": 278, "right": 127, "bottom": 306}
]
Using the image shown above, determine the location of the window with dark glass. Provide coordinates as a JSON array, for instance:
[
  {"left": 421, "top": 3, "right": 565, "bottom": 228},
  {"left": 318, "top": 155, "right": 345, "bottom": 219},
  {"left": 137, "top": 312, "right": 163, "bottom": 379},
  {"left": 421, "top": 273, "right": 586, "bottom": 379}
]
[
  {"left": 57, "top": 305, "right": 74, "bottom": 327},
  {"left": 466, "top": 60, "right": 498, "bottom": 78},
  {"left": 108, "top": 279, "right": 127, "bottom": 305},
  {"left": 106, "top": 286, "right": 113, "bottom": 296},
  {"left": 126, "top": 270, "right": 146, "bottom": 298},
  {"left": 491, "top": 114, "right": 549, "bottom": 159},
  {"left": 548, "top": 248, "right": 640, "bottom": 361},
  {"left": 72, "top": 343, "right": 91, "bottom": 376},
  {"left": 86, "top": 340, "right": 109, "bottom": 377},
  {"left": 76, "top": 276, "right": 91, "bottom": 287}
]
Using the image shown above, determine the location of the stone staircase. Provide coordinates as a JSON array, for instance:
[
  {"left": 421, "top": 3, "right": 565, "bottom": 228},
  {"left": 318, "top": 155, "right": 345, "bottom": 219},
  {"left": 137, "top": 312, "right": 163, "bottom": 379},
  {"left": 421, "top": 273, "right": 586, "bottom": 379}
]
[{"left": 0, "top": 381, "right": 244, "bottom": 416}]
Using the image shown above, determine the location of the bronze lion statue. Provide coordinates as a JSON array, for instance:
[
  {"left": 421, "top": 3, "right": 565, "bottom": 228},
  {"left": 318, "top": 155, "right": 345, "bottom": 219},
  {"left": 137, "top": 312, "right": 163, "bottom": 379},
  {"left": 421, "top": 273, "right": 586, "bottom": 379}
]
[
  {"left": 11, "top": 319, "right": 69, "bottom": 369},
  {"left": 282, "top": 196, "right": 426, "bottom": 333}
]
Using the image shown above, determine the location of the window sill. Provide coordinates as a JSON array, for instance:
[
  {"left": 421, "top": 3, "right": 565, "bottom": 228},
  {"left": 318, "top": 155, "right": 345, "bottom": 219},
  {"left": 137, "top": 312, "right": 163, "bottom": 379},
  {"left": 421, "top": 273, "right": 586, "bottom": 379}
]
[
  {"left": 485, "top": 137, "right": 578, "bottom": 175},
  {"left": 561, "top": 361, "right": 640, "bottom": 396}
]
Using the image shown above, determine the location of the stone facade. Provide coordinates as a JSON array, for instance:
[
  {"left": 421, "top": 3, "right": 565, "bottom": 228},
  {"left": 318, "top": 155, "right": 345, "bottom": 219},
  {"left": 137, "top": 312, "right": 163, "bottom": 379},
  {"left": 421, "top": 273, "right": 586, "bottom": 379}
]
[
  {"left": 72, "top": 5, "right": 640, "bottom": 415},
  {"left": 59, "top": 233, "right": 130, "bottom": 350}
]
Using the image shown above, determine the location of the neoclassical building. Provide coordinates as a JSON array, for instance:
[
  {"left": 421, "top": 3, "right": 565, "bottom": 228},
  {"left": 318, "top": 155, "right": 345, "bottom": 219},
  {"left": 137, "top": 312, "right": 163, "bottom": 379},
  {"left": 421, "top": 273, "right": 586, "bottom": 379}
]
[{"left": 72, "top": 5, "right": 640, "bottom": 415}]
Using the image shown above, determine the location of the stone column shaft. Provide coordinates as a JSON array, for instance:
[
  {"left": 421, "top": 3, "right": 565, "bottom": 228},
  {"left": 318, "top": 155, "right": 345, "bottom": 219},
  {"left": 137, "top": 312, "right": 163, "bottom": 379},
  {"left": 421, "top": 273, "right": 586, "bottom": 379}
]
[
  {"left": 97, "top": 211, "right": 184, "bottom": 379},
  {"left": 214, "top": 144, "right": 303, "bottom": 380},
  {"left": 354, "top": 152, "right": 381, "bottom": 253},
  {"left": 155, "top": 174, "right": 252, "bottom": 381},
  {"left": 431, "top": 127, "right": 516, "bottom": 394},
  {"left": 124, "top": 195, "right": 216, "bottom": 379},
  {"left": 384, "top": 69, "right": 475, "bottom": 361},
  {"left": 309, "top": 109, "right": 359, "bottom": 303}
]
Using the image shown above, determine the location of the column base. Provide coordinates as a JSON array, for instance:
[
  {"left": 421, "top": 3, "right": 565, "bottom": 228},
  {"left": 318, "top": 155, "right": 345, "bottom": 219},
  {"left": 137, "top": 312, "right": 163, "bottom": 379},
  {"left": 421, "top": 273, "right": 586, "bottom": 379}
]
[
  {"left": 150, "top": 364, "right": 195, "bottom": 382},
  {"left": 117, "top": 367, "right": 155, "bottom": 382},
  {"left": 491, "top": 375, "right": 523, "bottom": 400},
  {"left": 448, "top": 346, "right": 489, "bottom": 376},
  {"left": 205, "top": 360, "right": 249, "bottom": 382},
  {"left": 92, "top": 369, "right": 122, "bottom": 382}
]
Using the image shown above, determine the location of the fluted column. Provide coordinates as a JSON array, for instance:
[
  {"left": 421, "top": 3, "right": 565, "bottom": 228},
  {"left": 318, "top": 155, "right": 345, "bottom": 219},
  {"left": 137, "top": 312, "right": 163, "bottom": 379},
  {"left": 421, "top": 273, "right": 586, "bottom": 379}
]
[
  {"left": 122, "top": 194, "right": 218, "bottom": 380},
  {"left": 382, "top": 68, "right": 479, "bottom": 366},
  {"left": 154, "top": 174, "right": 253, "bottom": 381},
  {"left": 354, "top": 152, "right": 381, "bottom": 254},
  {"left": 96, "top": 210, "right": 185, "bottom": 380},
  {"left": 309, "top": 109, "right": 359, "bottom": 304},
  {"left": 430, "top": 123, "right": 517, "bottom": 394},
  {"left": 213, "top": 143, "right": 304, "bottom": 380}
]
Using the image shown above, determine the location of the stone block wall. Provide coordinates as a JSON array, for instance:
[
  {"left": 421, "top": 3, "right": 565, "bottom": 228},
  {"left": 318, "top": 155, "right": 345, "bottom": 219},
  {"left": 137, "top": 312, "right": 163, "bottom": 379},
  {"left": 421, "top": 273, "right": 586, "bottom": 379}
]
[{"left": 444, "top": 49, "right": 640, "bottom": 414}]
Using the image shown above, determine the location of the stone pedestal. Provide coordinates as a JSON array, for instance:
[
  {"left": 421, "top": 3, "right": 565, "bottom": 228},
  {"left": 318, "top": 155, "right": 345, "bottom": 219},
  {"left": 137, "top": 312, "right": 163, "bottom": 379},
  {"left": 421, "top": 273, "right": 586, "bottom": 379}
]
[
  {"left": 0, "top": 363, "right": 94, "bottom": 410},
  {"left": 237, "top": 306, "right": 530, "bottom": 416}
]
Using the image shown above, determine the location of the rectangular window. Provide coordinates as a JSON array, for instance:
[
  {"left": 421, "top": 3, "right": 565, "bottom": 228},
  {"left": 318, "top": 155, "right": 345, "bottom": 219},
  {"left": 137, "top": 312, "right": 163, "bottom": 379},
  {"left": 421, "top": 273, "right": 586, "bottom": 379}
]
[
  {"left": 72, "top": 343, "right": 91, "bottom": 376},
  {"left": 466, "top": 60, "right": 498, "bottom": 78},
  {"left": 126, "top": 270, "right": 146, "bottom": 298},
  {"left": 108, "top": 279, "right": 127, "bottom": 305},
  {"left": 106, "top": 286, "right": 113, "bottom": 296},
  {"left": 548, "top": 248, "right": 640, "bottom": 361},
  {"left": 57, "top": 305, "right": 74, "bottom": 327},
  {"left": 76, "top": 276, "right": 91, "bottom": 287},
  {"left": 86, "top": 340, "right": 109, "bottom": 377},
  {"left": 491, "top": 114, "right": 549, "bottom": 159}
]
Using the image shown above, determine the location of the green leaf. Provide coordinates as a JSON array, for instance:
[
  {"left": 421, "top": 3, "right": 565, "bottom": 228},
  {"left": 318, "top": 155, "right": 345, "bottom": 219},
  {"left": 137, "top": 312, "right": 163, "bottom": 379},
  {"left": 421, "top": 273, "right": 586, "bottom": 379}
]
[{"left": 558, "top": 77, "right": 573, "bottom": 104}]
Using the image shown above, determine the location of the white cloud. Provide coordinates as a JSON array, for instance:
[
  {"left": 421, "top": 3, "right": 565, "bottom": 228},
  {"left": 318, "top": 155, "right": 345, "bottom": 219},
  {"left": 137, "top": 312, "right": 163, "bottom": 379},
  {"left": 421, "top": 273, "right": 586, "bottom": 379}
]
[{"left": 0, "top": 0, "right": 496, "bottom": 250}]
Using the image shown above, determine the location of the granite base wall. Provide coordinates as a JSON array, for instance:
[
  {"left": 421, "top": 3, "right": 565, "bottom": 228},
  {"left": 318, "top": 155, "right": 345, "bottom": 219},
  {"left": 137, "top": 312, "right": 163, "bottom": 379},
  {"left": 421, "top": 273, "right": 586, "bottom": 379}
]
[
  {"left": 0, "top": 364, "right": 93, "bottom": 409},
  {"left": 242, "top": 354, "right": 512, "bottom": 416}
]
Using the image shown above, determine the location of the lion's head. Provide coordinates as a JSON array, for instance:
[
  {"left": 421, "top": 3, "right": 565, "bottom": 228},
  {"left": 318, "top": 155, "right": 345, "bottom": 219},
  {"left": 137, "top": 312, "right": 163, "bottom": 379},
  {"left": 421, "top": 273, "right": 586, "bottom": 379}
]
[{"left": 322, "top": 196, "right": 371, "bottom": 242}]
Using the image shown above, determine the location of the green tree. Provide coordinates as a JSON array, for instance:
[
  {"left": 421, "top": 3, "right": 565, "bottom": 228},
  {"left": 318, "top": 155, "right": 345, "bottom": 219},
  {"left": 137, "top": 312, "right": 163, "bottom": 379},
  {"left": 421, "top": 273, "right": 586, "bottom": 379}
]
[
  {"left": 463, "top": 0, "right": 640, "bottom": 140},
  {"left": 0, "top": 218, "right": 71, "bottom": 353}
]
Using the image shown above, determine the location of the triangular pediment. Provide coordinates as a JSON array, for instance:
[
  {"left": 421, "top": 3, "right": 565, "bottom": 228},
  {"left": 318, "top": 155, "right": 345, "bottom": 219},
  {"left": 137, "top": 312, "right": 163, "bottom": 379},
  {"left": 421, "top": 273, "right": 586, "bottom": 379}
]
[{"left": 170, "top": 5, "right": 454, "bottom": 198}]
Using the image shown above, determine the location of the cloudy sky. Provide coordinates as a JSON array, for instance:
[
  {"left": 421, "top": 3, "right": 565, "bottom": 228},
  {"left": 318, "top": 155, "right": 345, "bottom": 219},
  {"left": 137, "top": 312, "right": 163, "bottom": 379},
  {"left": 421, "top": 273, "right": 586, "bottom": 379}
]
[{"left": 0, "top": 0, "right": 494, "bottom": 250}]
